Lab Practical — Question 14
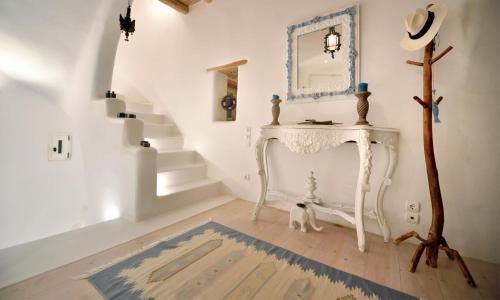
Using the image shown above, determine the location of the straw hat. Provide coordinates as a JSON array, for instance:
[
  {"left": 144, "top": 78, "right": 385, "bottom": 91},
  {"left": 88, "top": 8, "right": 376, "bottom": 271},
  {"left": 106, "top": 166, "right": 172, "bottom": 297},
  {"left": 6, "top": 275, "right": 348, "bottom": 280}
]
[{"left": 400, "top": 4, "right": 447, "bottom": 51}]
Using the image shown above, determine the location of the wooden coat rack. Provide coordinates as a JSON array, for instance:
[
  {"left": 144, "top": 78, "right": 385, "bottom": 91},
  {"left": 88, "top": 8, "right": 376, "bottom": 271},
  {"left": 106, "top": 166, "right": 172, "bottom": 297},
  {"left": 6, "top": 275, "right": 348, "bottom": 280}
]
[{"left": 394, "top": 39, "right": 476, "bottom": 287}]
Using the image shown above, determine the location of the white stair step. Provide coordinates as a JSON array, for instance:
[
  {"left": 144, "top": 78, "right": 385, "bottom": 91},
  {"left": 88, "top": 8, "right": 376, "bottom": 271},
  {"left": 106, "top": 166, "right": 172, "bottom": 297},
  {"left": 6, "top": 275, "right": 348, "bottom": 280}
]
[
  {"left": 144, "top": 123, "right": 176, "bottom": 138},
  {"left": 125, "top": 102, "right": 154, "bottom": 114},
  {"left": 157, "top": 161, "right": 206, "bottom": 173},
  {"left": 157, "top": 150, "right": 203, "bottom": 170},
  {"left": 157, "top": 178, "right": 220, "bottom": 197},
  {"left": 157, "top": 163, "right": 207, "bottom": 187},
  {"left": 133, "top": 112, "right": 166, "bottom": 124},
  {"left": 147, "top": 137, "right": 184, "bottom": 150},
  {"left": 155, "top": 179, "right": 222, "bottom": 212}
]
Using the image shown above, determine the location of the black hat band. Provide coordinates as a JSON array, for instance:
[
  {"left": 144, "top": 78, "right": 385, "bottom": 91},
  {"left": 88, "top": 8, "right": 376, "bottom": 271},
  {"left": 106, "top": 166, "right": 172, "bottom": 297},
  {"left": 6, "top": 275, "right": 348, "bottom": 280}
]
[{"left": 408, "top": 11, "right": 435, "bottom": 40}]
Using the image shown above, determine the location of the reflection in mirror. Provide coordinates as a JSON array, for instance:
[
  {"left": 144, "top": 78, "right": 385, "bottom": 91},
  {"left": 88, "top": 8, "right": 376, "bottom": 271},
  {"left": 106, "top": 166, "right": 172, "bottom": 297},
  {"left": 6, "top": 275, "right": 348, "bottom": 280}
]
[
  {"left": 208, "top": 59, "right": 247, "bottom": 122},
  {"left": 297, "top": 25, "right": 345, "bottom": 90},
  {"left": 219, "top": 67, "right": 238, "bottom": 98},
  {"left": 217, "top": 67, "right": 238, "bottom": 121},
  {"left": 212, "top": 66, "right": 238, "bottom": 121}
]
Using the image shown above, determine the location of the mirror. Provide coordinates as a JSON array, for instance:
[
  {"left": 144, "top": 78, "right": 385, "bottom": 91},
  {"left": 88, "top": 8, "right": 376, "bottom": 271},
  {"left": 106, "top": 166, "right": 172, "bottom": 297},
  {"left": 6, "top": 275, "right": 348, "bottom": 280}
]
[
  {"left": 207, "top": 59, "right": 248, "bottom": 122},
  {"left": 217, "top": 67, "right": 238, "bottom": 121},
  {"left": 212, "top": 67, "right": 238, "bottom": 122},
  {"left": 287, "top": 5, "right": 359, "bottom": 101}
]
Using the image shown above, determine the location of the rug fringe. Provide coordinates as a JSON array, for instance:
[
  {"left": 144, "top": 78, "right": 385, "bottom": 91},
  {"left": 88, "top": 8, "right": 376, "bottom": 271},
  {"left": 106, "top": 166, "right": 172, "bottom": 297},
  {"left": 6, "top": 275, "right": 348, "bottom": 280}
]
[{"left": 72, "top": 219, "right": 214, "bottom": 280}]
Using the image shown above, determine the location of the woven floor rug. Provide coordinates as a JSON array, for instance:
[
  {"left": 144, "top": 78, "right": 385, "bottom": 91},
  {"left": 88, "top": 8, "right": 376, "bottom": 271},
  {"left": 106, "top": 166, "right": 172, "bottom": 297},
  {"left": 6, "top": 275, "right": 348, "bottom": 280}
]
[{"left": 88, "top": 221, "right": 418, "bottom": 300}]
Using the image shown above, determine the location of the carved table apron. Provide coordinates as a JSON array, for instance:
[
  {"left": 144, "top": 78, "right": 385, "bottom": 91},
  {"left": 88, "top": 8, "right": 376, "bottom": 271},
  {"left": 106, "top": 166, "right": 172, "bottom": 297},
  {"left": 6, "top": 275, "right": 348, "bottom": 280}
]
[{"left": 252, "top": 125, "right": 399, "bottom": 252}]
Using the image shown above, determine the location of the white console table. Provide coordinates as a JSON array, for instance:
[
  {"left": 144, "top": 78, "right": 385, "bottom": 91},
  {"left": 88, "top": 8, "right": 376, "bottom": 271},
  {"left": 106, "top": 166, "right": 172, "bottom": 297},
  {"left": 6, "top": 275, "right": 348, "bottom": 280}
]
[{"left": 252, "top": 124, "right": 399, "bottom": 252}]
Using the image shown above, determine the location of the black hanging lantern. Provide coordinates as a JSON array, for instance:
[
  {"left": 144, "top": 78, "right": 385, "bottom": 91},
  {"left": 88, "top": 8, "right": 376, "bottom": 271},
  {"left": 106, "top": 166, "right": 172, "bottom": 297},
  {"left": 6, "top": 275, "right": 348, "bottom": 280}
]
[
  {"left": 324, "top": 26, "right": 341, "bottom": 59},
  {"left": 119, "top": 1, "right": 135, "bottom": 42}
]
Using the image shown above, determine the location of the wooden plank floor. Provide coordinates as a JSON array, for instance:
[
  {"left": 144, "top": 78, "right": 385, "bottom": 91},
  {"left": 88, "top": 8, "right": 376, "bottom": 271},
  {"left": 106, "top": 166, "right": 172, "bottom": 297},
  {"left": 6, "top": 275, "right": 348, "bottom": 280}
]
[{"left": 0, "top": 199, "right": 498, "bottom": 300}]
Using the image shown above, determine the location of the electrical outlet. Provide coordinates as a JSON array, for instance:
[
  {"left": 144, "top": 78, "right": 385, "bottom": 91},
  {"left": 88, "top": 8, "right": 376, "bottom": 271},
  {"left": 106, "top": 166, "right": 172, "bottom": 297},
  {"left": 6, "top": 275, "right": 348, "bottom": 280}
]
[
  {"left": 405, "top": 212, "right": 420, "bottom": 224},
  {"left": 243, "top": 173, "right": 251, "bottom": 181},
  {"left": 406, "top": 201, "right": 420, "bottom": 213}
]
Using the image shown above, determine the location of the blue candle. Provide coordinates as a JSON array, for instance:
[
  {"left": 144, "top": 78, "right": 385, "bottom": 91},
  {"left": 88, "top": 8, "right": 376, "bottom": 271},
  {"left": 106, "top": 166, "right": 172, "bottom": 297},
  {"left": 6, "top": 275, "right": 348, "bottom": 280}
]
[
  {"left": 358, "top": 82, "right": 368, "bottom": 92},
  {"left": 272, "top": 94, "right": 280, "bottom": 100}
]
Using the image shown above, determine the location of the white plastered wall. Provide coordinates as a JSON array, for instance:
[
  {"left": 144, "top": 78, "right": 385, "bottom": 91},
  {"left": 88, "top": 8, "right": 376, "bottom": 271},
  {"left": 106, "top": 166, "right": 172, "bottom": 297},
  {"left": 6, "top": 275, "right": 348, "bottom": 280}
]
[
  {"left": 113, "top": 0, "right": 500, "bottom": 263},
  {"left": 0, "top": 0, "right": 133, "bottom": 249}
]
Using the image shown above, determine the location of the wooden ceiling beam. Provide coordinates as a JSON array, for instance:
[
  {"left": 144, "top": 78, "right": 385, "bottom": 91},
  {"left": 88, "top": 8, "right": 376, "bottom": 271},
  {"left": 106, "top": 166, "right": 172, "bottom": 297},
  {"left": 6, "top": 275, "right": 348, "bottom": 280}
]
[{"left": 158, "top": 0, "right": 189, "bottom": 14}]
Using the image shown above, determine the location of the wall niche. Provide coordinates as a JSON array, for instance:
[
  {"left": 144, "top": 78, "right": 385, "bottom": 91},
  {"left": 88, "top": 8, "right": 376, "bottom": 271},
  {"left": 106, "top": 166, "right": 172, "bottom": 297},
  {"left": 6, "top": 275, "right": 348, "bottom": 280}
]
[{"left": 207, "top": 59, "right": 247, "bottom": 122}]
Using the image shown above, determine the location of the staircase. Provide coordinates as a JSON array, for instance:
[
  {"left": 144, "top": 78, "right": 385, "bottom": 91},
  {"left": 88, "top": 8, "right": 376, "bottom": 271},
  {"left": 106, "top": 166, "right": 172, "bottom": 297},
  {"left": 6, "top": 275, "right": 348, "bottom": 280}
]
[{"left": 119, "top": 99, "right": 234, "bottom": 219}]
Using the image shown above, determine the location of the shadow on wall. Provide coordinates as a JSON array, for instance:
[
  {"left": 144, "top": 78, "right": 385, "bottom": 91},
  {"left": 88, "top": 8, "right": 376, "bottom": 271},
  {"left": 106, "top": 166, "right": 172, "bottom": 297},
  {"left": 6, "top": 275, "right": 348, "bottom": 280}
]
[
  {"left": 0, "top": 0, "right": 129, "bottom": 249},
  {"left": 0, "top": 32, "right": 61, "bottom": 104},
  {"left": 112, "top": 74, "right": 152, "bottom": 104},
  {"left": 92, "top": 1, "right": 124, "bottom": 99}
]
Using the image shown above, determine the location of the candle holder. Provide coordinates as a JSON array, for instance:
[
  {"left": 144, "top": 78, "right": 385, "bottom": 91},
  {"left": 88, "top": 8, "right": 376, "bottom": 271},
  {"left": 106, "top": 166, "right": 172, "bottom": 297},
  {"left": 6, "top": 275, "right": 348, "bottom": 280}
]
[
  {"left": 354, "top": 91, "right": 372, "bottom": 126},
  {"left": 105, "top": 90, "right": 117, "bottom": 98},
  {"left": 270, "top": 95, "right": 282, "bottom": 125}
]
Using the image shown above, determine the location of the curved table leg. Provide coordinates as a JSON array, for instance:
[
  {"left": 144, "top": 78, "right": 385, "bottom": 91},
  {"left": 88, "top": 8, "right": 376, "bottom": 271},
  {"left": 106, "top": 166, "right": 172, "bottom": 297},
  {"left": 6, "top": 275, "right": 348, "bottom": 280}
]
[
  {"left": 354, "top": 130, "right": 372, "bottom": 252},
  {"left": 252, "top": 137, "right": 270, "bottom": 221},
  {"left": 376, "top": 145, "right": 398, "bottom": 242}
]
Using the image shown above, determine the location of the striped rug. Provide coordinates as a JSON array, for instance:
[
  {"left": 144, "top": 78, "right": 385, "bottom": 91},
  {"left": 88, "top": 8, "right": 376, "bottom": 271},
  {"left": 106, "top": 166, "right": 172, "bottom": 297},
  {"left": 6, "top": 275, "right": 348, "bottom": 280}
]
[{"left": 88, "top": 221, "right": 418, "bottom": 300}]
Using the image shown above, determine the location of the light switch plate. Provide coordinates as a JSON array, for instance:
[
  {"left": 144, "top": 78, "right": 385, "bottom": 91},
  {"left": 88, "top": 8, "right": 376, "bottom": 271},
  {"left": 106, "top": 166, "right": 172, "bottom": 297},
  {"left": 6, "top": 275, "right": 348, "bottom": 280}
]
[{"left": 49, "top": 134, "right": 72, "bottom": 161}]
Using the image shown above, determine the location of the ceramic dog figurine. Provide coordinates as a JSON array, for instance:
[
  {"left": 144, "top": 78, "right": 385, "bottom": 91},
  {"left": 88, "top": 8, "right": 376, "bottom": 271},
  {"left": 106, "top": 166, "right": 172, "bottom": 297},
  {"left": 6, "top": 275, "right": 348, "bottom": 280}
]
[{"left": 289, "top": 203, "right": 323, "bottom": 233}]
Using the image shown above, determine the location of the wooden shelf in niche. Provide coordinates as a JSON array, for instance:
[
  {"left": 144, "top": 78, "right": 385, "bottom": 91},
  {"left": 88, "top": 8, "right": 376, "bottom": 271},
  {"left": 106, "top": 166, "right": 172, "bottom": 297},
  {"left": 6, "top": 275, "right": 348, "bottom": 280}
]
[{"left": 207, "top": 59, "right": 247, "bottom": 122}]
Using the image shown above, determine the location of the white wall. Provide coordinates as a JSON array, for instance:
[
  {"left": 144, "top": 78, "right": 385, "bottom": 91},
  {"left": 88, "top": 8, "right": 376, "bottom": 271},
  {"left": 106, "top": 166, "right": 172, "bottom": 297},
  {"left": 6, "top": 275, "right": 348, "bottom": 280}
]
[
  {"left": 113, "top": 0, "right": 500, "bottom": 263},
  {"left": 0, "top": 0, "right": 126, "bottom": 249}
]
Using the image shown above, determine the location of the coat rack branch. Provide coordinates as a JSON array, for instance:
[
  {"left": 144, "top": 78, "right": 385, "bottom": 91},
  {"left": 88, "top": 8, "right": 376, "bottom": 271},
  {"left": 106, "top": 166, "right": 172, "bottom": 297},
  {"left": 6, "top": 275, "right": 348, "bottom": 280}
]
[
  {"left": 410, "top": 243, "right": 426, "bottom": 272},
  {"left": 431, "top": 46, "right": 453, "bottom": 64},
  {"left": 394, "top": 230, "right": 427, "bottom": 244},
  {"left": 439, "top": 237, "right": 455, "bottom": 259},
  {"left": 412, "top": 96, "right": 427, "bottom": 108},
  {"left": 395, "top": 40, "right": 476, "bottom": 288},
  {"left": 406, "top": 60, "right": 424, "bottom": 66}
]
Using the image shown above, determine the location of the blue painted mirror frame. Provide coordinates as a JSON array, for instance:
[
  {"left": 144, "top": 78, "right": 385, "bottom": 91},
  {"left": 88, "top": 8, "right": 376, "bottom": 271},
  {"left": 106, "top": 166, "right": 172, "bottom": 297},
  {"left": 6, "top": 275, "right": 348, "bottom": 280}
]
[{"left": 286, "top": 5, "right": 358, "bottom": 101}]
